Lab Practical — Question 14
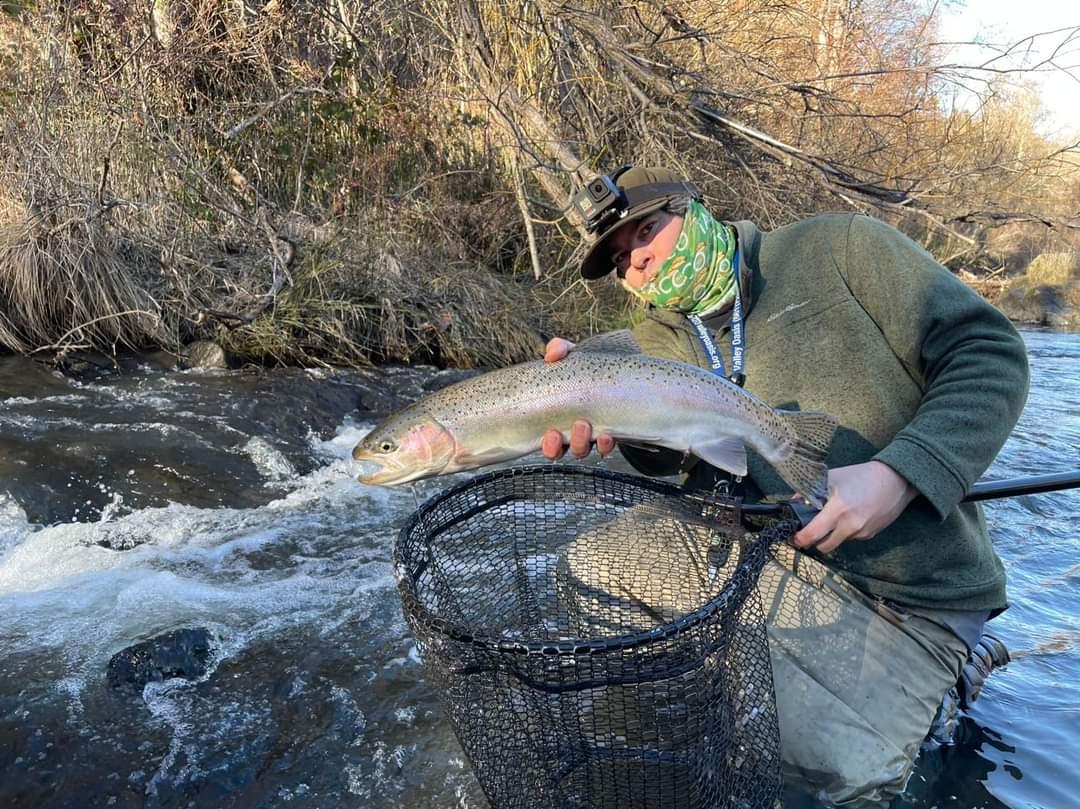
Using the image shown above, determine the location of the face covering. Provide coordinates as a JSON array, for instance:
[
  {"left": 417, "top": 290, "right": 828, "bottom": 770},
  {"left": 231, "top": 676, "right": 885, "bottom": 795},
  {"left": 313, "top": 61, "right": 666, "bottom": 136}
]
[{"left": 621, "top": 200, "right": 738, "bottom": 316}]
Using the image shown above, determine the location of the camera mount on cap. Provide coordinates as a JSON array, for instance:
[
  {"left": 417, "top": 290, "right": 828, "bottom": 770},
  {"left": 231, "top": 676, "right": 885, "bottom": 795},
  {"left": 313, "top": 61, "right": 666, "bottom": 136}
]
[
  {"left": 570, "top": 165, "right": 634, "bottom": 235},
  {"left": 570, "top": 165, "right": 703, "bottom": 235}
]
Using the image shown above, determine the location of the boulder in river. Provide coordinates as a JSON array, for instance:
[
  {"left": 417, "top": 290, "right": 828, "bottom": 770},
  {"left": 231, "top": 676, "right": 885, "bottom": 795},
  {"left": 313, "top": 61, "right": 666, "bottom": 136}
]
[{"left": 106, "top": 627, "right": 214, "bottom": 691}]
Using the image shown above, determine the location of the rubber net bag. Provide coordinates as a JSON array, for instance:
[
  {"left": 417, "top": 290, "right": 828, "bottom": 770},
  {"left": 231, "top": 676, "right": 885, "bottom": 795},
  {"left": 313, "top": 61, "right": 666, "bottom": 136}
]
[{"left": 395, "top": 465, "right": 790, "bottom": 809}]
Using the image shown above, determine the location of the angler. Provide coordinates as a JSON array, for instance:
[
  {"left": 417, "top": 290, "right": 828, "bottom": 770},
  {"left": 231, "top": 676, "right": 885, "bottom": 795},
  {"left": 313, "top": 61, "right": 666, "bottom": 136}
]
[{"left": 538, "top": 165, "right": 1029, "bottom": 804}]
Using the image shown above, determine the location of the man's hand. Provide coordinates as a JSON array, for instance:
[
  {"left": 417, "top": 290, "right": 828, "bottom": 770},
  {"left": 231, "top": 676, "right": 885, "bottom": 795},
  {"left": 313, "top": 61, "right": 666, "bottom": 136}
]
[
  {"left": 543, "top": 337, "right": 575, "bottom": 364},
  {"left": 792, "top": 461, "right": 917, "bottom": 554},
  {"left": 540, "top": 338, "right": 616, "bottom": 460}
]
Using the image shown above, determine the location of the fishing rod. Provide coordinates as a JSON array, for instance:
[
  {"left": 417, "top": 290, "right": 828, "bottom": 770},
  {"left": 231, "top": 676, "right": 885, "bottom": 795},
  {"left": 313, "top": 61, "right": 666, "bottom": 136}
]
[
  {"left": 742, "top": 469, "right": 1080, "bottom": 522},
  {"left": 958, "top": 470, "right": 1080, "bottom": 502}
]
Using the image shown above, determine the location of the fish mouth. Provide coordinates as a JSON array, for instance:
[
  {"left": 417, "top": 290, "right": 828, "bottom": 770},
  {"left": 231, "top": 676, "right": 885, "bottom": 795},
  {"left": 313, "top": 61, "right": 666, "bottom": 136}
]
[{"left": 353, "top": 455, "right": 434, "bottom": 487}]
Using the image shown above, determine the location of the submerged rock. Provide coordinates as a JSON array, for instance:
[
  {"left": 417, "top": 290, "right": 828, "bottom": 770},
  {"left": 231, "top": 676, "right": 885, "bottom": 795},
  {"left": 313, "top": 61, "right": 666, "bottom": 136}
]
[
  {"left": 107, "top": 628, "right": 214, "bottom": 691},
  {"left": 55, "top": 350, "right": 119, "bottom": 380}
]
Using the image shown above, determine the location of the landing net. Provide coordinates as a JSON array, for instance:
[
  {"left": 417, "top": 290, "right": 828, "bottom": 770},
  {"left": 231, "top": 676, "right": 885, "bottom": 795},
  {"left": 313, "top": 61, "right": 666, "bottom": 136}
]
[{"left": 395, "top": 465, "right": 788, "bottom": 809}]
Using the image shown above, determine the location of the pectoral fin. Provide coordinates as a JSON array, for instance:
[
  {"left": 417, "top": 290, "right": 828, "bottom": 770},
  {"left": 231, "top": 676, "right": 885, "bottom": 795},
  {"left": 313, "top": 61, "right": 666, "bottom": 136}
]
[{"left": 690, "top": 437, "right": 748, "bottom": 477}]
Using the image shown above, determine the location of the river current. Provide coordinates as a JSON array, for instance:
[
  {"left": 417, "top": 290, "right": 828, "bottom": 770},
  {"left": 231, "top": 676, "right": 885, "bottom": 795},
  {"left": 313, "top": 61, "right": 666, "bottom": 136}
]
[{"left": 0, "top": 329, "right": 1077, "bottom": 809}]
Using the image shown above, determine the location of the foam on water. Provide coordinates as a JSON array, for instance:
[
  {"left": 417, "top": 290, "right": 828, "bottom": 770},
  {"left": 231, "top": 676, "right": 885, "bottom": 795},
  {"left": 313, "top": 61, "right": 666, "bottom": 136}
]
[
  {"left": 0, "top": 493, "right": 32, "bottom": 556},
  {"left": 313, "top": 417, "right": 372, "bottom": 460},
  {"left": 0, "top": 419, "right": 403, "bottom": 691},
  {"left": 243, "top": 436, "right": 298, "bottom": 482},
  {"left": 3, "top": 394, "right": 91, "bottom": 406},
  {"left": 0, "top": 362, "right": 488, "bottom": 806}
]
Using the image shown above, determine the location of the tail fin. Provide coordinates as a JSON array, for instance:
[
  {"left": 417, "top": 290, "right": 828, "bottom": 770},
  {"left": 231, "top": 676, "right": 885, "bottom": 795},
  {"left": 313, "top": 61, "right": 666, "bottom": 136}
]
[{"left": 773, "top": 410, "right": 839, "bottom": 509}]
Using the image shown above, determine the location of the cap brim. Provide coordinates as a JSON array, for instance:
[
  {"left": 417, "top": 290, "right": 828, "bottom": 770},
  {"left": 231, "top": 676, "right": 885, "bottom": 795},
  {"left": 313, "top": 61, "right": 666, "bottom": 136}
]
[{"left": 580, "top": 198, "right": 671, "bottom": 279}]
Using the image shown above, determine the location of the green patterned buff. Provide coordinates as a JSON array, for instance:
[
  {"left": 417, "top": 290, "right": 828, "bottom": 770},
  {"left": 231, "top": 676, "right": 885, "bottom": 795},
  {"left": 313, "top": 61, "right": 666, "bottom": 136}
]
[{"left": 622, "top": 201, "right": 738, "bottom": 316}]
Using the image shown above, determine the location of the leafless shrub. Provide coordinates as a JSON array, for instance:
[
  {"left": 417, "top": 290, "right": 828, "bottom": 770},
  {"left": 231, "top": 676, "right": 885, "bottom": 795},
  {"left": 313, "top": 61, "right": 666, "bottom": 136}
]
[
  {"left": 1, "top": 0, "right": 1077, "bottom": 366},
  {"left": 443, "top": 0, "right": 1079, "bottom": 253}
]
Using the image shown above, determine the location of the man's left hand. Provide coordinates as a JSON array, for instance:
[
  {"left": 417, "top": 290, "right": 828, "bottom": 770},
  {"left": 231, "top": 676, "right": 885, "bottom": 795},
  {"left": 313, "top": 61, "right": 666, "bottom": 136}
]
[{"left": 792, "top": 461, "right": 917, "bottom": 554}]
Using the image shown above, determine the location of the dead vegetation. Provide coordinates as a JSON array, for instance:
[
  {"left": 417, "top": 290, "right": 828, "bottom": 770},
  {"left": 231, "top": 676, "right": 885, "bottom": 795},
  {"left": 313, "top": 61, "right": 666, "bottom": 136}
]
[
  {"left": 0, "top": 0, "right": 1078, "bottom": 368},
  {"left": 990, "top": 251, "right": 1080, "bottom": 329},
  {"left": 0, "top": 193, "right": 162, "bottom": 356}
]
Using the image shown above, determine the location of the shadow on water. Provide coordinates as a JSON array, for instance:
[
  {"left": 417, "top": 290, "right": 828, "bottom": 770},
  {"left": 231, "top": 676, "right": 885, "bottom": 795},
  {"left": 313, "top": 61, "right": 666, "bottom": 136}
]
[{"left": 895, "top": 720, "right": 1014, "bottom": 809}]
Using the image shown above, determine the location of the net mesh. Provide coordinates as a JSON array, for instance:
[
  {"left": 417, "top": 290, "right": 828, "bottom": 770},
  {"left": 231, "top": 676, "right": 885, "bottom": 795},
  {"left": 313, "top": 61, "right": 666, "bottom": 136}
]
[{"left": 395, "top": 465, "right": 790, "bottom": 809}]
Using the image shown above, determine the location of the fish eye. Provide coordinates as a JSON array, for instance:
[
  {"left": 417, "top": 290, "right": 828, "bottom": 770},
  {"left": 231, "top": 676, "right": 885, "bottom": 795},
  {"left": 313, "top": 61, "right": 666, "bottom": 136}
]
[{"left": 378, "top": 440, "right": 396, "bottom": 453}]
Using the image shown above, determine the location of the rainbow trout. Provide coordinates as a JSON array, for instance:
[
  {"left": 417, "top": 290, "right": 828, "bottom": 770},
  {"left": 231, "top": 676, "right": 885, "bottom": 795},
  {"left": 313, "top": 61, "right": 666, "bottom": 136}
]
[{"left": 352, "top": 342, "right": 838, "bottom": 507}]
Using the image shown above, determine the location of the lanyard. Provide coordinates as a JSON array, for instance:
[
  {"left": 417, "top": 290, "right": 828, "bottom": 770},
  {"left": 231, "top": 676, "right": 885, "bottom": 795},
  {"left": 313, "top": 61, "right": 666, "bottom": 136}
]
[{"left": 686, "top": 247, "right": 745, "bottom": 387}]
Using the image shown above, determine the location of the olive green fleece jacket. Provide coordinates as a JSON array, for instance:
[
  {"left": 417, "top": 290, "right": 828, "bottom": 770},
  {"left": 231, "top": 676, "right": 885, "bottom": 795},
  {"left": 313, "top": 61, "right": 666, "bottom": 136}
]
[{"left": 620, "top": 212, "right": 1029, "bottom": 613}]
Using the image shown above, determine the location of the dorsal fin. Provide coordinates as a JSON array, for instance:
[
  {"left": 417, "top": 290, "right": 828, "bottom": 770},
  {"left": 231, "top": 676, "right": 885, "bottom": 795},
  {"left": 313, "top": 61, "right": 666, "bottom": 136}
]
[{"left": 572, "top": 330, "right": 643, "bottom": 355}]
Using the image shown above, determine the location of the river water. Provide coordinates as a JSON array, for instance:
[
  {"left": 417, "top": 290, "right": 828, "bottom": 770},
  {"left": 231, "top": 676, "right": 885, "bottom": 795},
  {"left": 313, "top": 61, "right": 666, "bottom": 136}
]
[{"left": 0, "top": 329, "right": 1076, "bottom": 809}]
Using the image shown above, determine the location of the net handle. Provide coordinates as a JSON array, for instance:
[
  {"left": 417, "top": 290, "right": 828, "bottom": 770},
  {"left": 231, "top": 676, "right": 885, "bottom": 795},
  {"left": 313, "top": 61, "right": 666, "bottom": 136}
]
[{"left": 746, "top": 469, "right": 1080, "bottom": 526}]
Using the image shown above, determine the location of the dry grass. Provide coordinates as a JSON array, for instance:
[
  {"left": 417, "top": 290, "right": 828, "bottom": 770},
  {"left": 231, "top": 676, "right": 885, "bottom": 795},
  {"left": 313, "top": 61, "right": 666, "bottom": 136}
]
[
  {"left": 0, "top": 195, "right": 164, "bottom": 355},
  {"left": 0, "top": 0, "right": 537, "bottom": 365},
  {"left": 219, "top": 228, "right": 548, "bottom": 369},
  {"left": 1025, "top": 252, "right": 1079, "bottom": 287}
]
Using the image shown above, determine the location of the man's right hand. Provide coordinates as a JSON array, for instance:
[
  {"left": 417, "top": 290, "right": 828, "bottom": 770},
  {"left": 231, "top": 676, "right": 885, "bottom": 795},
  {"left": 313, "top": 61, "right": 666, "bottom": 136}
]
[{"left": 540, "top": 338, "right": 616, "bottom": 460}]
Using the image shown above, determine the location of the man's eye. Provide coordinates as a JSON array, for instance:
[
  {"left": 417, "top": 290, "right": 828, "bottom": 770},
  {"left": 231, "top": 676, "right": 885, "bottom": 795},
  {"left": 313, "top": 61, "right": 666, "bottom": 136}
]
[{"left": 640, "top": 222, "right": 654, "bottom": 237}]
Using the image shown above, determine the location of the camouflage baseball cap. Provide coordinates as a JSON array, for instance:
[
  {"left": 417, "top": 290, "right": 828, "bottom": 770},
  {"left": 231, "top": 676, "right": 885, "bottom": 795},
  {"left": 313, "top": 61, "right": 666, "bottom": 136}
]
[{"left": 579, "top": 166, "right": 701, "bottom": 279}]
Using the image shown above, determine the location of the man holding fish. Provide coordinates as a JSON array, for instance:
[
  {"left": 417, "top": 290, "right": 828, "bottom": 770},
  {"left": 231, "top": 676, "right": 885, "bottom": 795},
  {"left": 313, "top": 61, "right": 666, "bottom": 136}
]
[
  {"left": 537, "top": 166, "right": 1030, "bottom": 805},
  {"left": 352, "top": 165, "right": 1029, "bottom": 804}
]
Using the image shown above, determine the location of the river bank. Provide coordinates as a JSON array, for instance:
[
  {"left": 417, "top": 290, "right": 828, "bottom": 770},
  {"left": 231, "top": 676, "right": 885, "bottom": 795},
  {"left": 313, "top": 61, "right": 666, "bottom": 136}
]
[
  {"left": 4, "top": 0, "right": 1078, "bottom": 373},
  {"left": 960, "top": 251, "right": 1080, "bottom": 331},
  {"left": 3, "top": 239, "right": 1077, "bottom": 379}
]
